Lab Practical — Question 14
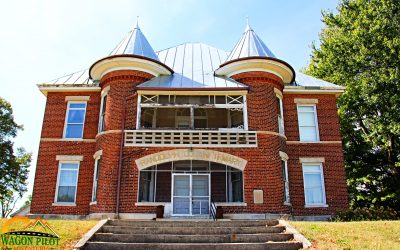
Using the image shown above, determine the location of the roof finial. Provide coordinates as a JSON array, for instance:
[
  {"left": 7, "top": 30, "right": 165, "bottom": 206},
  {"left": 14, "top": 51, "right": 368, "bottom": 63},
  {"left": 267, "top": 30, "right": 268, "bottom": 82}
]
[
  {"left": 136, "top": 16, "right": 139, "bottom": 28},
  {"left": 245, "top": 16, "right": 251, "bottom": 31}
]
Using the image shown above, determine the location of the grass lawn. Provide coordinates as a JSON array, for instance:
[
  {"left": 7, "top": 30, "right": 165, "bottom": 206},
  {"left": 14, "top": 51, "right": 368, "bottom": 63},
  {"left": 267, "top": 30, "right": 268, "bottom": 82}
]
[
  {"left": 0, "top": 218, "right": 98, "bottom": 249},
  {"left": 291, "top": 220, "right": 400, "bottom": 250}
]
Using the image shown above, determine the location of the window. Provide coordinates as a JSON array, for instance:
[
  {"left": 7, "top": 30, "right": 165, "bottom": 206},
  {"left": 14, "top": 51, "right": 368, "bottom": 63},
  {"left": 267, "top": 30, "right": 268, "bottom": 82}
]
[
  {"left": 282, "top": 160, "right": 290, "bottom": 204},
  {"left": 277, "top": 96, "right": 284, "bottom": 134},
  {"left": 302, "top": 163, "right": 326, "bottom": 206},
  {"left": 64, "top": 102, "right": 87, "bottom": 139},
  {"left": 98, "top": 95, "right": 107, "bottom": 132},
  {"left": 55, "top": 162, "right": 79, "bottom": 203},
  {"left": 297, "top": 105, "right": 319, "bottom": 141},
  {"left": 92, "top": 158, "right": 101, "bottom": 202},
  {"left": 138, "top": 94, "right": 247, "bottom": 130}
]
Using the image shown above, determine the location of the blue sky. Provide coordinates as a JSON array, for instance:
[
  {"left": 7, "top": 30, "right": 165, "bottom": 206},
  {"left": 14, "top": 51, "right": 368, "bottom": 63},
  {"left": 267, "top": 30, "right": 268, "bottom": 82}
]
[{"left": 0, "top": 0, "right": 338, "bottom": 204}]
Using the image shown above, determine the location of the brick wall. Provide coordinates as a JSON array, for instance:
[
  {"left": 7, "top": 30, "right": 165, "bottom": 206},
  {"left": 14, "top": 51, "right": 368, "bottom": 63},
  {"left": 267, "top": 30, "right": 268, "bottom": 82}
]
[{"left": 32, "top": 69, "right": 348, "bottom": 217}]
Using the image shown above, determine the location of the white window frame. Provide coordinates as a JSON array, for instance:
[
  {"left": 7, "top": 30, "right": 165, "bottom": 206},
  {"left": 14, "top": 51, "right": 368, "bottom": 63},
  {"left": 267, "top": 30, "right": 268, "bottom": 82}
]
[
  {"left": 297, "top": 104, "right": 320, "bottom": 142},
  {"left": 282, "top": 159, "right": 290, "bottom": 204},
  {"left": 277, "top": 95, "right": 284, "bottom": 134},
  {"left": 54, "top": 161, "right": 80, "bottom": 205},
  {"left": 137, "top": 94, "right": 249, "bottom": 131},
  {"left": 63, "top": 101, "right": 87, "bottom": 139},
  {"left": 91, "top": 157, "right": 101, "bottom": 203},
  {"left": 302, "top": 163, "right": 327, "bottom": 207},
  {"left": 98, "top": 94, "right": 107, "bottom": 133}
]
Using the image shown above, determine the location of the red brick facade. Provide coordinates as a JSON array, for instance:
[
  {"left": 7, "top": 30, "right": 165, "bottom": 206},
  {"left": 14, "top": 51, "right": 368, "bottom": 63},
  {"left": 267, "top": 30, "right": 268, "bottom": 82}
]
[{"left": 32, "top": 68, "right": 348, "bottom": 218}]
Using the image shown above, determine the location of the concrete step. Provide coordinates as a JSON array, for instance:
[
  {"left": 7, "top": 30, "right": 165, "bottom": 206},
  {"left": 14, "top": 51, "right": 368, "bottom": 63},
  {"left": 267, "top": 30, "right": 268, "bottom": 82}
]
[
  {"left": 107, "top": 219, "right": 279, "bottom": 227},
  {"left": 84, "top": 242, "right": 303, "bottom": 250},
  {"left": 91, "top": 233, "right": 294, "bottom": 243},
  {"left": 100, "top": 225, "right": 286, "bottom": 234}
]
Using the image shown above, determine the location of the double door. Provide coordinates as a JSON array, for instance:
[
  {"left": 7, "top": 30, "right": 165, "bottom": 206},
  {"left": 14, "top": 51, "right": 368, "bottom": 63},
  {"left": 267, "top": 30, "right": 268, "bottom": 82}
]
[{"left": 172, "top": 174, "right": 210, "bottom": 216}]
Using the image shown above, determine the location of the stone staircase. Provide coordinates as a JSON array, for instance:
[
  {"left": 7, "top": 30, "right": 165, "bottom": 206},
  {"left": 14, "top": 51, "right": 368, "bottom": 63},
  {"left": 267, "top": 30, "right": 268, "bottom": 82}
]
[{"left": 79, "top": 220, "right": 303, "bottom": 250}]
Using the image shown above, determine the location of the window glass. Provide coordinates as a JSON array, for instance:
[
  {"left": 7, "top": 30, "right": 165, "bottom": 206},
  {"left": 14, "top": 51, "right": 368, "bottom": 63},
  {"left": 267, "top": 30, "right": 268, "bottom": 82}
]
[
  {"left": 92, "top": 159, "right": 100, "bottom": 202},
  {"left": 303, "top": 164, "right": 325, "bottom": 205},
  {"left": 297, "top": 105, "right": 318, "bottom": 141},
  {"left": 57, "top": 163, "right": 79, "bottom": 203},
  {"left": 65, "top": 102, "right": 86, "bottom": 139}
]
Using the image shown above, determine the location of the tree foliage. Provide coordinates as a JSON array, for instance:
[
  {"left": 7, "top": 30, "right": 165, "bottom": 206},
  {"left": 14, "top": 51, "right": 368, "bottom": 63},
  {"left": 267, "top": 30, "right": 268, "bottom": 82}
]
[
  {"left": 0, "top": 97, "right": 31, "bottom": 217},
  {"left": 305, "top": 0, "right": 400, "bottom": 211}
]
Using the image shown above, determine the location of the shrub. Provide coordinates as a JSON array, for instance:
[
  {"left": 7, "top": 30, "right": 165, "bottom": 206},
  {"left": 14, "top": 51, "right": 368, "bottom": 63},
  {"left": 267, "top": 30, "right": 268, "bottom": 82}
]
[{"left": 333, "top": 207, "right": 400, "bottom": 221}]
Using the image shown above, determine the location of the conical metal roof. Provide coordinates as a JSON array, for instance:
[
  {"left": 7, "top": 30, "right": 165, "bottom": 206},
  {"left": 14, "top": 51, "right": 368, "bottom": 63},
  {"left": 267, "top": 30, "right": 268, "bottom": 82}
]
[
  {"left": 109, "top": 23, "right": 159, "bottom": 61},
  {"left": 225, "top": 23, "right": 276, "bottom": 62}
]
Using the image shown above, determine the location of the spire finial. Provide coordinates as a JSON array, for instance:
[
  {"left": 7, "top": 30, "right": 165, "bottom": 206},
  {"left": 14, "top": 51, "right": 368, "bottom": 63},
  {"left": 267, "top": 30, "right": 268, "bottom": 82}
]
[
  {"left": 245, "top": 16, "right": 251, "bottom": 31},
  {"left": 136, "top": 16, "right": 139, "bottom": 28}
]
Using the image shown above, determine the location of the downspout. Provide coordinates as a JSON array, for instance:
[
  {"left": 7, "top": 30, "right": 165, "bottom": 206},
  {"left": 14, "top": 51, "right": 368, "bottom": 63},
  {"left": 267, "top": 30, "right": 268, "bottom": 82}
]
[{"left": 116, "top": 92, "right": 138, "bottom": 218}]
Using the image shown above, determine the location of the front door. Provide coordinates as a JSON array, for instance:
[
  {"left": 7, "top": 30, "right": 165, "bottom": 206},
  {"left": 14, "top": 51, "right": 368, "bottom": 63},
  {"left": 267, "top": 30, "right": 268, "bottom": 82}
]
[{"left": 172, "top": 174, "right": 210, "bottom": 216}]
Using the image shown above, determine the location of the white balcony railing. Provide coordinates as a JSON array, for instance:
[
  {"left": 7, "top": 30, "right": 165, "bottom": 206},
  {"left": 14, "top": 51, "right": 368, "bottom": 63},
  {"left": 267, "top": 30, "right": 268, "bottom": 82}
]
[{"left": 125, "top": 130, "right": 257, "bottom": 148}]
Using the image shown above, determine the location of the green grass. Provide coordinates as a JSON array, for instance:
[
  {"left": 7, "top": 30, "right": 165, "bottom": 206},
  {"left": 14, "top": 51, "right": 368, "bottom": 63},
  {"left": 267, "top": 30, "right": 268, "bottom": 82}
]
[
  {"left": 0, "top": 218, "right": 98, "bottom": 249},
  {"left": 291, "top": 220, "right": 400, "bottom": 250}
]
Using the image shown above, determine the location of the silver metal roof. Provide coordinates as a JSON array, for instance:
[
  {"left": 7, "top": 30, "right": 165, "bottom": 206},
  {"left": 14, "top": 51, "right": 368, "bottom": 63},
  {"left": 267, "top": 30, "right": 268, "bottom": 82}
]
[
  {"left": 137, "top": 43, "right": 246, "bottom": 89},
  {"left": 225, "top": 24, "right": 276, "bottom": 63},
  {"left": 293, "top": 72, "right": 341, "bottom": 88},
  {"left": 109, "top": 24, "right": 159, "bottom": 61},
  {"left": 38, "top": 69, "right": 96, "bottom": 87},
  {"left": 38, "top": 36, "right": 341, "bottom": 89}
]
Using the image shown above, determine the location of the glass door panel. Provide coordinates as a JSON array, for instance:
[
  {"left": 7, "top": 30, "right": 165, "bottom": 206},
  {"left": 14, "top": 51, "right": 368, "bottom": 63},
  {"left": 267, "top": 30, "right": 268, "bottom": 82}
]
[{"left": 173, "top": 175, "right": 190, "bottom": 215}]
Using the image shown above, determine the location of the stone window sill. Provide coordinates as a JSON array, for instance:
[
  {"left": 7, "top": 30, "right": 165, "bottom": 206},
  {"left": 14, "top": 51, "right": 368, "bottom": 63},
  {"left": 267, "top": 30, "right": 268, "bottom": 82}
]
[
  {"left": 304, "top": 204, "right": 328, "bottom": 208},
  {"left": 135, "top": 202, "right": 169, "bottom": 206},
  {"left": 89, "top": 201, "right": 97, "bottom": 205},
  {"left": 52, "top": 202, "right": 76, "bottom": 207},
  {"left": 215, "top": 202, "right": 247, "bottom": 207}
]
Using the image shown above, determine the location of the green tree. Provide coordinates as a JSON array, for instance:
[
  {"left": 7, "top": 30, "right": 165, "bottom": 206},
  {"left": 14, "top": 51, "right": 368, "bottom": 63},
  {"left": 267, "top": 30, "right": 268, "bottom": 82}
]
[
  {"left": 305, "top": 0, "right": 400, "bottom": 211},
  {"left": 0, "top": 97, "right": 31, "bottom": 218}
]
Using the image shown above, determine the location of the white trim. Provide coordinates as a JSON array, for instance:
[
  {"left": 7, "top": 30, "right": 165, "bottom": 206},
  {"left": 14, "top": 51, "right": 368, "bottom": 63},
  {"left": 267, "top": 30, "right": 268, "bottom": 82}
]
[
  {"left": 279, "top": 151, "right": 289, "bottom": 161},
  {"left": 305, "top": 204, "right": 329, "bottom": 208},
  {"left": 136, "top": 95, "right": 141, "bottom": 129},
  {"left": 302, "top": 163, "right": 327, "bottom": 207},
  {"left": 287, "top": 141, "right": 341, "bottom": 144},
  {"left": 135, "top": 202, "right": 168, "bottom": 206},
  {"left": 135, "top": 149, "right": 248, "bottom": 171},
  {"left": 56, "top": 155, "right": 84, "bottom": 161},
  {"left": 90, "top": 56, "right": 172, "bottom": 80},
  {"left": 98, "top": 94, "right": 107, "bottom": 133},
  {"left": 38, "top": 86, "right": 101, "bottom": 96},
  {"left": 243, "top": 95, "right": 249, "bottom": 130},
  {"left": 89, "top": 201, "right": 97, "bottom": 205},
  {"left": 215, "top": 202, "right": 247, "bottom": 207},
  {"left": 284, "top": 87, "right": 344, "bottom": 95},
  {"left": 93, "top": 150, "right": 103, "bottom": 160},
  {"left": 171, "top": 173, "right": 211, "bottom": 216},
  {"left": 54, "top": 161, "right": 80, "bottom": 205},
  {"left": 91, "top": 157, "right": 101, "bottom": 202},
  {"left": 297, "top": 104, "right": 320, "bottom": 142},
  {"left": 137, "top": 90, "right": 248, "bottom": 96},
  {"left": 215, "top": 58, "right": 294, "bottom": 84},
  {"left": 300, "top": 157, "right": 326, "bottom": 163},
  {"left": 276, "top": 94, "right": 285, "bottom": 134},
  {"left": 101, "top": 86, "right": 110, "bottom": 97},
  {"left": 294, "top": 98, "right": 319, "bottom": 104},
  {"left": 63, "top": 101, "right": 87, "bottom": 139},
  {"left": 65, "top": 96, "right": 90, "bottom": 102},
  {"left": 52, "top": 203, "right": 76, "bottom": 206},
  {"left": 274, "top": 88, "right": 283, "bottom": 99}
]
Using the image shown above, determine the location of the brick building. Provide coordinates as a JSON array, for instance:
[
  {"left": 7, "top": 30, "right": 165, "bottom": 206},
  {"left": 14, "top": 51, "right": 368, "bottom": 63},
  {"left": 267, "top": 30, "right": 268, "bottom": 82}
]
[{"left": 31, "top": 22, "right": 348, "bottom": 219}]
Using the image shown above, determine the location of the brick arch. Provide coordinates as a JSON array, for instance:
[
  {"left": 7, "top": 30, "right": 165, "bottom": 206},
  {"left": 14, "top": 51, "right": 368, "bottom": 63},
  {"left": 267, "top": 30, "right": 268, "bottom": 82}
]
[{"left": 135, "top": 149, "right": 247, "bottom": 171}]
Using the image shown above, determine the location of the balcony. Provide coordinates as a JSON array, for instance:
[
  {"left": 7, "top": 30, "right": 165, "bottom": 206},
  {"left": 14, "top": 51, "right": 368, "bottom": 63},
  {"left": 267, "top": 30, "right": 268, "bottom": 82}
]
[{"left": 125, "top": 129, "right": 257, "bottom": 148}]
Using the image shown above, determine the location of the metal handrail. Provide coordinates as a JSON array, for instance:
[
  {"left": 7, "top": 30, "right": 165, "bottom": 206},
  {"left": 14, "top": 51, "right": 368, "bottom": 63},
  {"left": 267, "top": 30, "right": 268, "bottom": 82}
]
[{"left": 209, "top": 199, "right": 217, "bottom": 221}]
